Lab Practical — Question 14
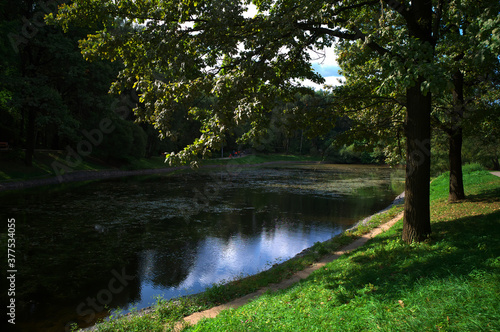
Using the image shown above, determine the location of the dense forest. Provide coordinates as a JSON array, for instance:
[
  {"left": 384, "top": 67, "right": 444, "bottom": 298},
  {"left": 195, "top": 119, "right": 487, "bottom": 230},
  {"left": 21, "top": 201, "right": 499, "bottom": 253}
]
[
  {"left": 0, "top": 0, "right": 384, "bottom": 169},
  {"left": 0, "top": 0, "right": 201, "bottom": 167}
]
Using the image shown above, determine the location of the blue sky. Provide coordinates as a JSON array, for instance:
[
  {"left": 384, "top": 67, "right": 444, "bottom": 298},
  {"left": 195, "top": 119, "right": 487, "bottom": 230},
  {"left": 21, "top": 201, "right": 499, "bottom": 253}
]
[
  {"left": 308, "top": 63, "right": 344, "bottom": 89},
  {"left": 244, "top": 5, "right": 345, "bottom": 89},
  {"left": 304, "top": 44, "right": 345, "bottom": 89},
  {"left": 311, "top": 63, "right": 342, "bottom": 78},
  {"left": 303, "top": 61, "right": 345, "bottom": 89}
]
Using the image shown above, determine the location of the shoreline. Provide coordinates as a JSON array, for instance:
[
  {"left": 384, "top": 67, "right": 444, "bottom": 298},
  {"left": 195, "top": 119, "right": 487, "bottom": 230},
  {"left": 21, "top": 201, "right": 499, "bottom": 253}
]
[
  {"left": 81, "top": 190, "right": 405, "bottom": 331},
  {"left": 349, "top": 191, "right": 405, "bottom": 229},
  {"left": 4, "top": 161, "right": 404, "bottom": 331}
]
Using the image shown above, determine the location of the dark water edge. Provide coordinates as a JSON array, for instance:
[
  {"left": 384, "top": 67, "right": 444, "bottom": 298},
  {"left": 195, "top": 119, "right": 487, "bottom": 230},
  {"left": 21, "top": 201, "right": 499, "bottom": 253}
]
[
  {"left": 1, "top": 164, "right": 404, "bottom": 332},
  {"left": 0, "top": 160, "right": 315, "bottom": 192}
]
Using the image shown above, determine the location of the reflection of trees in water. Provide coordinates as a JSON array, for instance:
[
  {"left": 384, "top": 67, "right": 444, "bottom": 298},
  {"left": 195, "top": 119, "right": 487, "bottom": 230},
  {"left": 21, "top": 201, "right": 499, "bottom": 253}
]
[
  {"left": 12, "top": 221, "right": 143, "bottom": 308},
  {"left": 140, "top": 239, "right": 198, "bottom": 288},
  {"left": 12, "top": 256, "right": 142, "bottom": 332},
  {"left": 2, "top": 165, "right": 403, "bottom": 331},
  {"left": 200, "top": 186, "right": 396, "bottom": 242}
]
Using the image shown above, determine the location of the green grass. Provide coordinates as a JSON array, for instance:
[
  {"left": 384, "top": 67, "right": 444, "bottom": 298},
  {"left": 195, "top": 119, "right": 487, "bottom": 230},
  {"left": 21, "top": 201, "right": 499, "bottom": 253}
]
[
  {"left": 76, "top": 166, "right": 500, "bottom": 332},
  {"left": 0, "top": 150, "right": 111, "bottom": 181}
]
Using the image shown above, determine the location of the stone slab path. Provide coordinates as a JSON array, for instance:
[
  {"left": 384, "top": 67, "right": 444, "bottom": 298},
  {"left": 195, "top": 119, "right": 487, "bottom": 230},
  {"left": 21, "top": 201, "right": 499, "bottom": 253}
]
[{"left": 175, "top": 211, "right": 404, "bottom": 330}]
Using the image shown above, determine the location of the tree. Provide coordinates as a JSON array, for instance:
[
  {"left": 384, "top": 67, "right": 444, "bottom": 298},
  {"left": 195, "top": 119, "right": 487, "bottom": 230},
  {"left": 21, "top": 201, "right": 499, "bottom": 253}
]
[
  {"left": 0, "top": 0, "right": 114, "bottom": 164},
  {"left": 333, "top": 0, "right": 500, "bottom": 203},
  {"left": 51, "top": 0, "right": 494, "bottom": 243},
  {"left": 1, "top": 0, "right": 166, "bottom": 168},
  {"left": 431, "top": 0, "right": 500, "bottom": 201}
]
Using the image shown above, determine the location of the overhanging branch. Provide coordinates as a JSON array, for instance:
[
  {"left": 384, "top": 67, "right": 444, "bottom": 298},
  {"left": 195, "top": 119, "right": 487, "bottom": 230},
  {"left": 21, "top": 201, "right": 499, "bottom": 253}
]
[{"left": 295, "top": 23, "right": 391, "bottom": 57}]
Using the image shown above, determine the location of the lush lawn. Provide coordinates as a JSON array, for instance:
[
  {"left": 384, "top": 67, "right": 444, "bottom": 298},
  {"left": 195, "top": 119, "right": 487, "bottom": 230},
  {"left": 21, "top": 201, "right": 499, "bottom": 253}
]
[{"left": 86, "top": 165, "right": 500, "bottom": 332}]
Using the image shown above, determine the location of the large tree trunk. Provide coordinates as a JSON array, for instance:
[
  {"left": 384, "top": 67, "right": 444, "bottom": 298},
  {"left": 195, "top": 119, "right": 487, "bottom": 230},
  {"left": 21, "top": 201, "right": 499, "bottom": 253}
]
[
  {"left": 402, "top": 77, "right": 432, "bottom": 243},
  {"left": 401, "top": 0, "right": 434, "bottom": 243},
  {"left": 448, "top": 70, "right": 465, "bottom": 201},
  {"left": 448, "top": 129, "right": 464, "bottom": 201}
]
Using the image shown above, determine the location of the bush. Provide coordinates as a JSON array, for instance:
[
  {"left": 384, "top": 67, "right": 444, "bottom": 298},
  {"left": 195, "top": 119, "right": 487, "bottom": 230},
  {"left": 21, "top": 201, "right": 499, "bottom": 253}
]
[
  {"left": 93, "top": 116, "right": 147, "bottom": 163},
  {"left": 461, "top": 163, "right": 485, "bottom": 174}
]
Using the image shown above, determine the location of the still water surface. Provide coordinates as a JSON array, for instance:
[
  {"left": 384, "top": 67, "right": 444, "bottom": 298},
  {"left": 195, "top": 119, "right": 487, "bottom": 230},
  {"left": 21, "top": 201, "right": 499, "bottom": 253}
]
[{"left": 2, "top": 164, "right": 404, "bottom": 331}]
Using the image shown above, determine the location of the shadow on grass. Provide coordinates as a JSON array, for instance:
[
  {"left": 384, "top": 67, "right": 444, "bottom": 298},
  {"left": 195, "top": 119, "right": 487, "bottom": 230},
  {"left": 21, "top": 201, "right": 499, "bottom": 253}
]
[
  {"left": 465, "top": 185, "right": 500, "bottom": 202},
  {"left": 309, "top": 199, "right": 500, "bottom": 306}
]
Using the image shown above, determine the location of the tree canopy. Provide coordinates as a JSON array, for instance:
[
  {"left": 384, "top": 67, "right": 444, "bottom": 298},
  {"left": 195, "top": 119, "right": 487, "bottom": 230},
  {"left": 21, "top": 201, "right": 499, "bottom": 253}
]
[{"left": 333, "top": 0, "right": 500, "bottom": 201}]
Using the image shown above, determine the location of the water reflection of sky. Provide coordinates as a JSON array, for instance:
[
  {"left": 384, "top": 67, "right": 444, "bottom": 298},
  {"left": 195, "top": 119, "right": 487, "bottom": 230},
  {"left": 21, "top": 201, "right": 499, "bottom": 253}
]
[{"left": 133, "top": 221, "right": 342, "bottom": 310}]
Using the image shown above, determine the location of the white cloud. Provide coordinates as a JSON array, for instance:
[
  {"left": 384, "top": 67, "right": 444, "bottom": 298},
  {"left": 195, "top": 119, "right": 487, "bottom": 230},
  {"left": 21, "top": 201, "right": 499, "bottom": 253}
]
[
  {"left": 244, "top": 3, "right": 258, "bottom": 18},
  {"left": 309, "top": 47, "right": 339, "bottom": 67},
  {"left": 301, "top": 76, "right": 343, "bottom": 90},
  {"left": 243, "top": 5, "right": 344, "bottom": 90}
]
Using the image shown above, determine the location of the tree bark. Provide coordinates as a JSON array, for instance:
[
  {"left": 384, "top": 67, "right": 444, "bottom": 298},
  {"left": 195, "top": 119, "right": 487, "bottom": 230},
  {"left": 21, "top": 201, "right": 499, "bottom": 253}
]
[
  {"left": 401, "top": 0, "right": 434, "bottom": 243},
  {"left": 448, "top": 128, "right": 464, "bottom": 201},
  {"left": 25, "top": 107, "right": 35, "bottom": 166},
  {"left": 402, "top": 76, "right": 432, "bottom": 243},
  {"left": 492, "top": 157, "right": 500, "bottom": 170},
  {"left": 448, "top": 70, "right": 465, "bottom": 201}
]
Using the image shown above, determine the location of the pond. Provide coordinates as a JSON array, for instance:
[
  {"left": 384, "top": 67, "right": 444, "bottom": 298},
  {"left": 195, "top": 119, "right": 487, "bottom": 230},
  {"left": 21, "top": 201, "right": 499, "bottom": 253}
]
[{"left": 1, "top": 163, "right": 404, "bottom": 331}]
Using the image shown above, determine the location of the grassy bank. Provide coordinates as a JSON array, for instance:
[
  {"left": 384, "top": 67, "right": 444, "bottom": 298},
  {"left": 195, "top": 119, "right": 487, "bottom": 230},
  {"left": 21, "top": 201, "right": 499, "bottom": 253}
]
[
  {"left": 0, "top": 150, "right": 111, "bottom": 181},
  {"left": 85, "top": 165, "right": 499, "bottom": 332},
  {"left": 0, "top": 150, "right": 321, "bottom": 182}
]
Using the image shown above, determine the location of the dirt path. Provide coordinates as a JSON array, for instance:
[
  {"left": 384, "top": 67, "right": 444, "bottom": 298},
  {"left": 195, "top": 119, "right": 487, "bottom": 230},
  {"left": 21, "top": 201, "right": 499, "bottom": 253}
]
[
  {"left": 491, "top": 171, "right": 500, "bottom": 178},
  {"left": 175, "top": 211, "right": 404, "bottom": 330}
]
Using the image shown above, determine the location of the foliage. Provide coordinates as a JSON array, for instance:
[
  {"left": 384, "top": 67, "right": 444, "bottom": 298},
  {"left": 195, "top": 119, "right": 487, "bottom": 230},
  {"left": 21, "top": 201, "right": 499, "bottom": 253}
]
[
  {"left": 49, "top": 0, "right": 437, "bottom": 164},
  {"left": 94, "top": 116, "right": 149, "bottom": 162},
  {"left": 50, "top": 0, "right": 477, "bottom": 242},
  {"left": 0, "top": 1, "right": 177, "bottom": 168},
  {"left": 332, "top": 0, "right": 500, "bottom": 166},
  {"left": 432, "top": 130, "right": 500, "bottom": 175}
]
